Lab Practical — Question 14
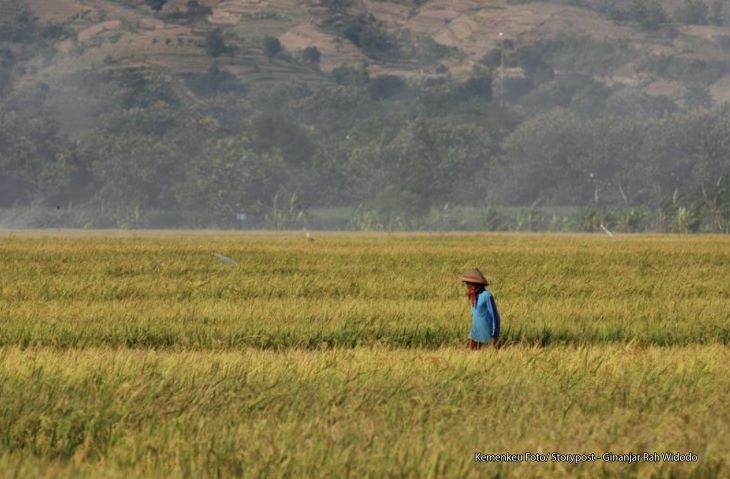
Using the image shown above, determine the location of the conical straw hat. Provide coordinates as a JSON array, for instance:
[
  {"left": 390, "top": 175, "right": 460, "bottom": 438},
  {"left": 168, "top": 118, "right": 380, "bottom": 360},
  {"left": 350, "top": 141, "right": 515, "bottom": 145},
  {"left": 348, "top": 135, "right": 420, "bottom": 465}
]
[{"left": 460, "top": 268, "right": 488, "bottom": 285}]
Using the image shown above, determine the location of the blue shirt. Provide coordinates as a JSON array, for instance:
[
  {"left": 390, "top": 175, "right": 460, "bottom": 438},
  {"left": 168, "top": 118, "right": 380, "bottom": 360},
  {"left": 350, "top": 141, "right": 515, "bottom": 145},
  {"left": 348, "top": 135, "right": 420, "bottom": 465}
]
[{"left": 469, "top": 290, "right": 500, "bottom": 342}]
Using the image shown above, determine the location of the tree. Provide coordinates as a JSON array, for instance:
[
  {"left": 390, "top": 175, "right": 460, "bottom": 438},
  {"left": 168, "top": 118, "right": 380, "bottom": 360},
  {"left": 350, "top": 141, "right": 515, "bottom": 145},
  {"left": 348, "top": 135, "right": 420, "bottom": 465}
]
[
  {"left": 499, "top": 109, "right": 587, "bottom": 204},
  {"left": 145, "top": 0, "right": 168, "bottom": 12},
  {"left": 100, "top": 68, "right": 180, "bottom": 110},
  {"left": 0, "top": 49, "right": 14, "bottom": 96},
  {"left": 458, "top": 75, "right": 492, "bottom": 101},
  {"left": 0, "top": 10, "right": 39, "bottom": 42},
  {"left": 369, "top": 75, "right": 405, "bottom": 100},
  {"left": 346, "top": 118, "right": 496, "bottom": 215},
  {"left": 186, "top": 136, "right": 287, "bottom": 224},
  {"left": 605, "top": 88, "right": 676, "bottom": 118},
  {"left": 187, "top": 65, "right": 247, "bottom": 96},
  {"left": 330, "top": 64, "right": 369, "bottom": 85},
  {"left": 674, "top": 0, "right": 709, "bottom": 24},
  {"left": 206, "top": 29, "right": 228, "bottom": 58},
  {"left": 341, "top": 14, "right": 397, "bottom": 58},
  {"left": 301, "top": 46, "right": 321, "bottom": 65},
  {"left": 186, "top": 1, "right": 212, "bottom": 21},
  {"left": 684, "top": 83, "right": 713, "bottom": 110},
  {"left": 711, "top": 0, "right": 730, "bottom": 25},
  {"left": 263, "top": 36, "right": 282, "bottom": 62},
  {"left": 0, "top": 106, "right": 82, "bottom": 206},
  {"left": 82, "top": 133, "right": 181, "bottom": 209},
  {"left": 629, "top": 0, "right": 669, "bottom": 31},
  {"left": 250, "top": 113, "right": 314, "bottom": 167},
  {"left": 321, "top": 0, "right": 352, "bottom": 13}
]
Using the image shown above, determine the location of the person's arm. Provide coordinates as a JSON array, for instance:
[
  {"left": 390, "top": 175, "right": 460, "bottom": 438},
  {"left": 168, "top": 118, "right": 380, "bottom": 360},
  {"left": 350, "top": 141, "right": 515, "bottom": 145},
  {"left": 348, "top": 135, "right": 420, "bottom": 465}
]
[{"left": 488, "top": 294, "right": 500, "bottom": 347}]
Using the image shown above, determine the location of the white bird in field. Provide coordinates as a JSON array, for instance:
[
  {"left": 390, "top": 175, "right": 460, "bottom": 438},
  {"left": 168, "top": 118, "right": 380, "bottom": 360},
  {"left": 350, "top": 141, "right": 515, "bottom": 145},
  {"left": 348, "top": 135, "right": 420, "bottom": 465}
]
[
  {"left": 212, "top": 252, "right": 237, "bottom": 266},
  {"left": 599, "top": 224, "right": 614, "bottom": 238},
  {"left": 306, "top": 230, "right": 314, "bottom": 242}
]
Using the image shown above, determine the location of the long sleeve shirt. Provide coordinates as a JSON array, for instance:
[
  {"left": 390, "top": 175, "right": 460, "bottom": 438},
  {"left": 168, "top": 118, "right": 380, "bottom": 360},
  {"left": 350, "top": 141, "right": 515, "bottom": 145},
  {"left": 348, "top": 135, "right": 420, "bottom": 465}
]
[{"left": 469, "top": 290, "right": 500, "bottom": 342}]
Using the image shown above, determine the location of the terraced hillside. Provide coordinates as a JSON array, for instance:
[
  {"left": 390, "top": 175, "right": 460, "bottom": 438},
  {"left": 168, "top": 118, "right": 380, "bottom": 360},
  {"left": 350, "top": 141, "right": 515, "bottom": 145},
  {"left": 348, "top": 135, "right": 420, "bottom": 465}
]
[{"left": 3, "top": 0, "right": 730, "bottom": 103}]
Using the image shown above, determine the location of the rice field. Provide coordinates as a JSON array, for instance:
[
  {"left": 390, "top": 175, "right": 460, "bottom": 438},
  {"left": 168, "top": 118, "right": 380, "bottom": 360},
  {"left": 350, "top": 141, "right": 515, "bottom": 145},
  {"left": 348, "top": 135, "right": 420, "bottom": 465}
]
[{"left": 0, "top": 231, "right": 728, "bottom": 478}]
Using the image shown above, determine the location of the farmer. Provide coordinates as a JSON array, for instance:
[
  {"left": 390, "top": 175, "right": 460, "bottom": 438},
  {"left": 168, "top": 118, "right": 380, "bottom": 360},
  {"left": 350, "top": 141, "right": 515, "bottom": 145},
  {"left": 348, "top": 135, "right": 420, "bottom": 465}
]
[{"left": 461, "top": 268, "right": 500, "bottom": 350}]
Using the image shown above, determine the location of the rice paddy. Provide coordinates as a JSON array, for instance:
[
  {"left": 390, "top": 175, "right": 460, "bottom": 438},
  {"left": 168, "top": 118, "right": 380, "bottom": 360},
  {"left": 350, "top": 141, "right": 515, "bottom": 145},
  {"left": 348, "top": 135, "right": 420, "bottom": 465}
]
[{"left": 0, "top": 231, "right": 728, "bottom": 478}]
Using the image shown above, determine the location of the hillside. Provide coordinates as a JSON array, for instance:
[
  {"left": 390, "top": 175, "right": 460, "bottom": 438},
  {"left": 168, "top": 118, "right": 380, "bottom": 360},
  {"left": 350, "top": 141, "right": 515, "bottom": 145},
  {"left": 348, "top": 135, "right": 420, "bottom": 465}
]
[
  {"left": 3, "top": 0, "right": 730, "bottom": 103},
  {"left": 2, "top": 0, "right": 730, "bottom": 232}
]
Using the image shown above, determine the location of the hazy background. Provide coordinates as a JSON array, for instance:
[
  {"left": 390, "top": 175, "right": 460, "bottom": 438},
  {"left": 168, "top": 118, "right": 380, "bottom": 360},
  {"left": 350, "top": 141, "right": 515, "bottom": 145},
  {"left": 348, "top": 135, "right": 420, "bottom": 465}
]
[{"left": 1, "top": 0, "right": 729, "bottom": 231}]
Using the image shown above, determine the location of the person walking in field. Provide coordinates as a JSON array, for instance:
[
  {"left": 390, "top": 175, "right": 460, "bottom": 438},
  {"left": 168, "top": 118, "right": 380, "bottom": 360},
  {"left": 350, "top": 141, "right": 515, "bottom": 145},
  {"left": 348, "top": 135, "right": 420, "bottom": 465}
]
[{"left": 461, "top": 268, "right": 500, "bottom": 350}]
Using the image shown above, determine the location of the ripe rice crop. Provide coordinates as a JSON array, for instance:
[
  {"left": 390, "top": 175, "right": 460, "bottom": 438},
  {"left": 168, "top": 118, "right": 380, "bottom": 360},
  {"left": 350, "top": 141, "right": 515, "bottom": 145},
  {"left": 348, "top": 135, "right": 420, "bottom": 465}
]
[{"left": 0, "top": 231, "right": 728, "bottom": 477}]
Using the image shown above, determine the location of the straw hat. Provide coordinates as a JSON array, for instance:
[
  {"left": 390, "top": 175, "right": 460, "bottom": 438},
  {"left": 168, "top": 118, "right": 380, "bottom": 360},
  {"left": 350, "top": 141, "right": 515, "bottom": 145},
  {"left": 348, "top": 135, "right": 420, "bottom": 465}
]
[{"left": 460, "top": 268, "right": 488, "bottom": 285}]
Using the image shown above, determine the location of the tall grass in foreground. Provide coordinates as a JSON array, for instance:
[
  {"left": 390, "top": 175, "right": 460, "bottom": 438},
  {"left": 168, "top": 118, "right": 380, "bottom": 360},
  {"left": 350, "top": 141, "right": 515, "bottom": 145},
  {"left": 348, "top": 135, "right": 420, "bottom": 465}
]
[
  {"left": 0, "top": 232, "right": 728, "bottom": 477},
  {"left": 0, "top": 233, "right": 728, "bottom": 348},
  {"left": 0, "top": 346, "right": 728, "bottom": 478}
]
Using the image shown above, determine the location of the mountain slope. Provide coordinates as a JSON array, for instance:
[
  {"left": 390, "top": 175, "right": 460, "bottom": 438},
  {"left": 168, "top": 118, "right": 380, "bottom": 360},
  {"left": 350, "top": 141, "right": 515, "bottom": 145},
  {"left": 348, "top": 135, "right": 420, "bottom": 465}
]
[{"left": 3, "top": 0, "right": 730, "bottom": 103}]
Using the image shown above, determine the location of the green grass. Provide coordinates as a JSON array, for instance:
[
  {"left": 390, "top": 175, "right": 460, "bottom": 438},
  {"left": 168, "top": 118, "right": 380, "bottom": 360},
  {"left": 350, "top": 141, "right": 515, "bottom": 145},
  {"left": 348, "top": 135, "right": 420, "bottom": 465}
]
[{"left": 0, "top": 232, "right": 728, "bottom": 477}]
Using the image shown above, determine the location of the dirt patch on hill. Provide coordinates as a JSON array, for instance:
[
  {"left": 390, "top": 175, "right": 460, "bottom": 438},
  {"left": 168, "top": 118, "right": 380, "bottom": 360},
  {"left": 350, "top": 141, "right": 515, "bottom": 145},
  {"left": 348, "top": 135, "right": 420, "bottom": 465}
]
[
  {"left": 405, "top": 1, "right": 642, "bottom": 60},
  {"left": 680, "top": 24, "right": 730, "bottom": 44},
  {"left": 279, "top": 22, "right": 364, "bottom": 71},
  {"left": 361, "top": 0, "right": 412, "bottom": 28},
  {"left": 710, "top": 74, "right": 730, "bottom": 104},
  {"left": 117, "top": 23, "right": 201, "bottom": 59},
  {"left": 272, "top": 0, "right": 649, "bottom": 77},
  {"left": 209, "top": 0, "right": 270, "bottom": 25},
  {"left": 277, "top": 0, "right": 645, "bottom": 75},
  {"left": 26, "top": 0, "right": 86, "bottom": 23},
  {"left": 78, "top": 20, "right": 121, "bottom": 43},
  {"left": 645, "top": 78, "right": 684, "bottom": 99},
  {"left": 16, "top": 0, "right": 730, "bottom": 104}
]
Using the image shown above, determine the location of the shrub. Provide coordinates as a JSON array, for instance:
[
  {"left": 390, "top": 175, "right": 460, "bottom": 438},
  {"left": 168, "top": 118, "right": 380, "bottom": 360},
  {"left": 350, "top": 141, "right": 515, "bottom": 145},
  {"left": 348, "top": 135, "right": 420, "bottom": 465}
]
[{"left": 145, "top": 0, "right": 167, "bottom": 12}]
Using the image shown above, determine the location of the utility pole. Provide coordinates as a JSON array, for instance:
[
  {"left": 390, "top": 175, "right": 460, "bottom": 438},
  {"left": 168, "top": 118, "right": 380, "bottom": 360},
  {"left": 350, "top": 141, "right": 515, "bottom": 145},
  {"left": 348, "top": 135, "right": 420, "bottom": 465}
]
[{"left": 499, "top": 32, "right": 504, "bottom": 107}]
